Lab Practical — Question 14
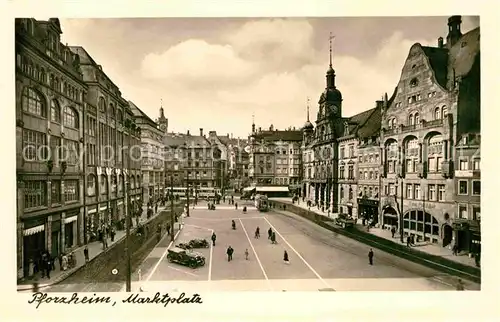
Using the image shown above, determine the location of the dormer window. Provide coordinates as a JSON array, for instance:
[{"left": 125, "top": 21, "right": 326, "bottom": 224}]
[{"left": 410, "top": 78, "right": 419, "bottom": 87}]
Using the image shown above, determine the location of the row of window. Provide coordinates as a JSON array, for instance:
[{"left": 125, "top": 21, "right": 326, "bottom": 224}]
[
  {"left": 17, "top": 55, "right": 84, "bottom": 103},
  {"left": 339, "top": 145, "right": 355, "bottom": 159},
  {"left": 358, "top": 185, "right": 379, "bottom": 198},
  {"left": 22, "top": 87, "right": 79, "bottom": 128},
  {"left": 98, "top": 97, "right": 124, "bottom": 121},
  {"left": 86, "top": 174, "right": 141, "bottom": 196},
  {"left": 458, "top": 180, "right": 481, "bottom": 196},
  {"left": 358, "top": 169, "right": 379, "bottom": 181},
  {"left": 24, "top": 180, "right": 79, "bottom": 209},
  {"left": 358, "top": 153, "right": 380, "bottom": 164},
  {"left": 387, "top": 105, "right": 447, "bottom": 128},
  {"left": 276, "top": 149, "right": 300, "bottom": 155},
  {"left": 339, "top": 165, "right": 354, "bottom": 180},
  {"left": 23, "top": 130, "right": 80, "bottom": 165}
]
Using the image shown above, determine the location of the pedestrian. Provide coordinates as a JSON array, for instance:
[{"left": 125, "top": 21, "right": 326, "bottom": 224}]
[
  {"left": 283, "top": 250, "right": 289, "bottom": 264},
  {"left": 474, "top": 253, "right": 480, "bottom": 267},
  {"left": 227, "top": 246, "right": 234, "bottom": 262},
  {"left": 254, "top": 227, "right": 260, "bottom": 239},
  {"left": 456, "top": 279, "right": 465, "bottom": 291},
  {"left": 46, "top": 257, "right": 52, "bottom": 279},
  {"left": 391, "top": 226, "right": 396, "bottom": 238},
  {"left": 452, "top": 244, "right": 459, "bottom": 255},
  {"left": 61, "top": 253, "right": 68, "bottom": 271},
  {"left": 268, "top": 228, "right": 273, "bottom": 240},
  {"left": 84, "top": 246, "right": 89, "bottom": 263},
  {"left": 211, "top": 232, "right": 217, "bottom": 246},
  {"left": 166, "top": 223, "right": 171, "bottom": 236},
  {"left": 155, "top": 204, "right": 158, "bottom": 214},
  {"left": 245, "top": 249, "right": 249, "bottom": 260},
  {"left": 110, "top": 227, "right": 116, "bottom": 242},
  {"left": 368, "top": 248, "right": 374, "bottom": 265},
  {"left": 406, "top": 236, "right": 411, "bottom": 247},
  {"left": 156, "top": 224, "right": 162, "bottom": 242},
  {"left": 271, "top": 232, "right": 277, "bottom": 244},
  {"left": 235, "top": 202, "right": 238, "bottom": 210}
]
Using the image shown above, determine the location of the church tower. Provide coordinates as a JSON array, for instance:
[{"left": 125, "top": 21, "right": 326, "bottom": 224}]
[{"left": 158, "top": 99, "right": 168, "bottom": 133}]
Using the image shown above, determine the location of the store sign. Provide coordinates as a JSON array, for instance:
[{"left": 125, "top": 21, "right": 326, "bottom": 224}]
[
  {"left": 357, "top": 198, "right": 379, "bottom": 207},
  {"left": 455, "top": 170, "right": 473, "bottom": 177}
]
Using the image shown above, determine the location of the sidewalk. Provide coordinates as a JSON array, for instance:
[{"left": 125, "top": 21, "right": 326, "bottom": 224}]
[
  {"left": 269, "top": 198, "right": 477, "bottom": 268},
  {"left": 17, "top": 202, "right": 181, "bottom": 291}
]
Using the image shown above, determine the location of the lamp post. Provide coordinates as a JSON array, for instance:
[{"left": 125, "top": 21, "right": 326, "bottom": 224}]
[
  {"left": 396, "top": 176, "right": 404, "bottom": 244},
  {"left": 170, "top": 175, "right": 175, "bottom": 241},
  {"left": 125, "top": 180, "right": 131, "bottom": 292},
  {"left": 185, "top": 143, "right": 190, "bottom": 217}
]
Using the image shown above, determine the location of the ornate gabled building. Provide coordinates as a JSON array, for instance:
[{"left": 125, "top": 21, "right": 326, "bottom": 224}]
[{"left": 379, "top": 16, "right": 480, "bottom": 246}]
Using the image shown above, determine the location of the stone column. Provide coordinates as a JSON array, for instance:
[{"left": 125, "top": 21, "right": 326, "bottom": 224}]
[
  {"left": 46, "top": 215, "right": 52, "bottom": 254},
  {"left": 60, "top": 212, "right": 66, "bottom": 254}
]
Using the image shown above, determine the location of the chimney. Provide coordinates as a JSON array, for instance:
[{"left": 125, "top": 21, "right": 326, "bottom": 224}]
[
  {"left": 187, "top": 130, "right": 190, "bottom": 135},
  {"left": 438, "top": 37, "right": 444, "bottom": 48},
  {"left": 376, "top": 100, "right": 384, "bottom": 109},
  {"left": 259, "top": 127, "right": 261, "bottom": 132},
  {"left": 199, "top": 128, "right": 203, "bottom": 136}
]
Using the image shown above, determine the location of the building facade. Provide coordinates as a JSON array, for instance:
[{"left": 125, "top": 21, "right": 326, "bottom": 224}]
[
  {"left": 129, "top": 102, "right": 165, "bottom": 206},
  {"left": 249, "top": 124, "right": 302, "bottom": 188},
  {"left": 357, "top": 134, "right": 382, "bottom": 223},
  {"left": 16, "top": 18, "right": 88, "bottom": 278},
  {"left": 379, "top": 16, "right": 480, "bottom": 245},
  {"left": 453, "top": 132, "right": 480, "bottom": 254},
  {"left": 70, "top": 46, "right": 142, "bottom": 246}
]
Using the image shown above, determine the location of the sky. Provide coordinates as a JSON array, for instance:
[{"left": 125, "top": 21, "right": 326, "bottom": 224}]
[{"left": 58, "top": 16, "right": 479, "bottom": 139}]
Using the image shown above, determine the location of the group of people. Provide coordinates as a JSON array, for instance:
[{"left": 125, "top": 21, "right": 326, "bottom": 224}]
[{"left": 209, "top": 222, "right": 289, "bottom": 264}]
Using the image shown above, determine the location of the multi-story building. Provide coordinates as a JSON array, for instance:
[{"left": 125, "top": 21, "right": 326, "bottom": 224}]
[
  {"left": 337, "top": 106, "right": 381, "bottom": 219},
  {"left": 453, "top": 132, "right": 480, "bottom": 254},
  {"left": 379, "top": 16, "right": 480, "bottom": 245},
  {"left": 69, "top": 45, "right": 142, "bottom": 244},
  {"left": 302, "top": 43, "right": 344, "bottom": 211},
  {"left": 15, "top": 18, "right": 88, "bottom": 278},
  {"left": 129, "top": 102, "right": 165, "bottom": 205},
  {"left": 249, "top": 124, "right": 302, "bottom": 190},
  {"left": 163, "top": 129, "right": 223, "bottom": 191},
  {"left": 207, "top": 130, "right": 229, "bottom": 190},
  {"left": 301, "top": 108, "right": 315, "bottom": 200}
]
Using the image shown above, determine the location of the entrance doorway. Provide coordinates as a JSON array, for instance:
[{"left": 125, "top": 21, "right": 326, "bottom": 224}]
[
  {"left": 347, "top": 206, "right": 352, "bottom": 216},
  {"left": 443, "top": 224, "right": 453, "bottom": 247}
]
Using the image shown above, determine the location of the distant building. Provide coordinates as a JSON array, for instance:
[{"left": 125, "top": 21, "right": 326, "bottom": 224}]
[{"left": 249, "top": 124, "right": 302, "bottom": 192}]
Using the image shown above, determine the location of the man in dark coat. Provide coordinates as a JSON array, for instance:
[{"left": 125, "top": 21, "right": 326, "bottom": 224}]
[
  {"left": 268, "top": 228, "right": 273, "bottom": 240},
  {"left": 211, "top": 232, "right": 217, "bottom": 246},
  {"left": 368, "top": 248, "right": 374, "bottom": 265},
  {"left": 226, "top": 246, "right": 234, "bottom": 261},
  {"left": 391, "top": 226, "right": 396, "bottom": 238},
  {"left": 271, "top": 232, "right": 277, "bottom": 244}
]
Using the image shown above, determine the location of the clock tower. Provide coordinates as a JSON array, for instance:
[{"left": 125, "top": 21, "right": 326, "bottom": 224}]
[{"left": 158, "top": 99, "right": 168, "bottom": 133}]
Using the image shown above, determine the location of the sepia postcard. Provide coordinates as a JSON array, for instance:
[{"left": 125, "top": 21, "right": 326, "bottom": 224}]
[{"left": 2, "top": 1, "right": 498, "bottom": 321}]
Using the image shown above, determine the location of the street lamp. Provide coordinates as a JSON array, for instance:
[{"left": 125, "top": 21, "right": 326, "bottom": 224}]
[
  {"left": 396, "top": 175, "right": 404, "bottom": 244},
  {"left": 125, "top": 180, "right": 131, "bottom": 292},
  {"left": 184, "top": 143, "right": 190, "bottom": 217},
  {"left": 170, "top": 175, "right": 175, "bottom": 242}
]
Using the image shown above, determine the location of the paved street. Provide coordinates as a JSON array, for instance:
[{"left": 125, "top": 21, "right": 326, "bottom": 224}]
[{"left": 135, "top": 200, "right": 481, "bottom": 292}]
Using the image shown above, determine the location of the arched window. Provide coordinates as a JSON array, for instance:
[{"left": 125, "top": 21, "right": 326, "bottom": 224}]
[
  {"left": 348, "top": 187, "right": 353, "bottom": 200},
  {"left": 40, "top": 68, "right": 46, "bottom": 84},
  {"left": 414, "top": 112, "right": 420, "bottom": 125},
  {"left": 22, "top": 87, "right": 46, "bottom": 117},
  {"left": 403, "top": 211, "right": 440, "bottom": 243},
  {"left": 363, "top": 186, "right": 367, "bottom": 196},
  {"left": 441, "top": 105, "right": 447, "bottom": 118},
  {"left": 408, "top": 114, "right": 414, "bottom": 125},
  {"left": 117, "top": 110, "right": 123, "bottom": 123},
  {"left": 385, "top": 140, "right": 399, "bottom": 174},
  {"left": 427, "top": 134, "right": 443, "bottom": 173},
  {"left": 87, "top": 174, "right": 97, "bottom": 196},
  {"left": 388, "top": 118, "right": 397, "bottom": 129},
  {"left": 405, "top": 137, "right": 419, "bottom": 173},
  {"left": 50, "top": 100, "right": 61, "bottom": 123},
  {"left": 98, "top": 97, "right": 106, "bottom": 113},
  {"left": 109, "top": 104, "right": 115, "bottom": 118},
  {"left": 100, "top": 174, "right": 108, "bottom": 195},
  {"left": 368, "top": 186, "right": 373, "bottom": 197},
  {"left": 63, "top": 107, "right": 79, "bottom": 128},
  {"left": 434, "top": 107, "right": 441, "bottom": 120}
]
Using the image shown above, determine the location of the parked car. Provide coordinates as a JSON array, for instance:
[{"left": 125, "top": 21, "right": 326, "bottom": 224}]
[
  {"left": 176, "top": 242, "right": 192, "bottom": 250},
  {"left": 334, "top": 213, "right": 355, "bottom": 228},
  {"left": 188, "top": 238, "right": 209, "bottom": 248},
  {"left": 167, "top": 247, "right": 206, "bottom": 268}
]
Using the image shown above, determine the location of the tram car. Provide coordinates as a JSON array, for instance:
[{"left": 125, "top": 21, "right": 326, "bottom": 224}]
[{"left": 254, "top": 194, "right": 269, "bottom": 212}]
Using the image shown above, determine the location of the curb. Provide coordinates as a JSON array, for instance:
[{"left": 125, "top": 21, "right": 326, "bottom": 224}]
[{"left": 17, "top": 203, "right": 183, "bottom": 292}]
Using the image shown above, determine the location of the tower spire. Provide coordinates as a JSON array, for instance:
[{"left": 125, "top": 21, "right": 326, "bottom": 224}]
[
  {"left": 159, "top": 98, "right": 165, "bottom": 118},
  {"left": 329, "top": 32, "right": 335, "bottom": 67}
]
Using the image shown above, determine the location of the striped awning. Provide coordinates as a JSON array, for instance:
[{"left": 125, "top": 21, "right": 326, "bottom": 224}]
[
  {"left": 64, "top": 216, "right": 78, "bottom": 224},
  {"left": 23, "top": 224, "right": 45, "bottom": 236},
  {"left": 243, "top": 186, "right": 256, "bottom": 192}
]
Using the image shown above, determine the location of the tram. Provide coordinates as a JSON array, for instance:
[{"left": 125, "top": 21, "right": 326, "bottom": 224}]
[{"left": 254, "top": 194, "right": 269, "bottom": 212}]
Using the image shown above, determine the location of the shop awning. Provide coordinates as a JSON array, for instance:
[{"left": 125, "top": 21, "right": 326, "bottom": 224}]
[
  {"left": 64, "top": 216, "right": 78, "bottom": 224},
  {"left": 256, "top": 186, "right": 289, "bottom": 192},
  {"left": 88, "top": 208, "right": 97, "bottom": 214},
  {"left": 100, "top": 206, "right": 107, "bottom": 211},
  {"left": 23, "top": 224, "right": 45, "bottom": 236},
  {"left": 243, "top": 186, "right": 256, "bottom": 192}
]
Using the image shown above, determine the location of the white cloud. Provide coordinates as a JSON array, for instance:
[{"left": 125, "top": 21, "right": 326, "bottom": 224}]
[
  {"left": 134, "top": 19, "right": 442, "bottom": 137},
  {"left": 141, "top": 39, "right": 257, "bottom": 85}
]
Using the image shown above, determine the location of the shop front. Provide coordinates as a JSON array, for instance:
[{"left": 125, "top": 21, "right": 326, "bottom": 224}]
[
  {"left": 358, "top": 197, "right": 379, "bottom": 224},
  {"left": 453, "top": 219, "right": 481, "bottom": 254},
  {"left": 22, "top": 217, "right": 46, "bottom": 278},
  {"left": 64, "top": 211, "right": 78, "bottom": 250},
  {"left": 86, "top": 205, "right": 98, "bottom": 242},
  {"left": 50, "top": 215, "right": 61, "bottom": 258},
  {"left": 381, "top": 205, "right": 398, "bottom": 229}
]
